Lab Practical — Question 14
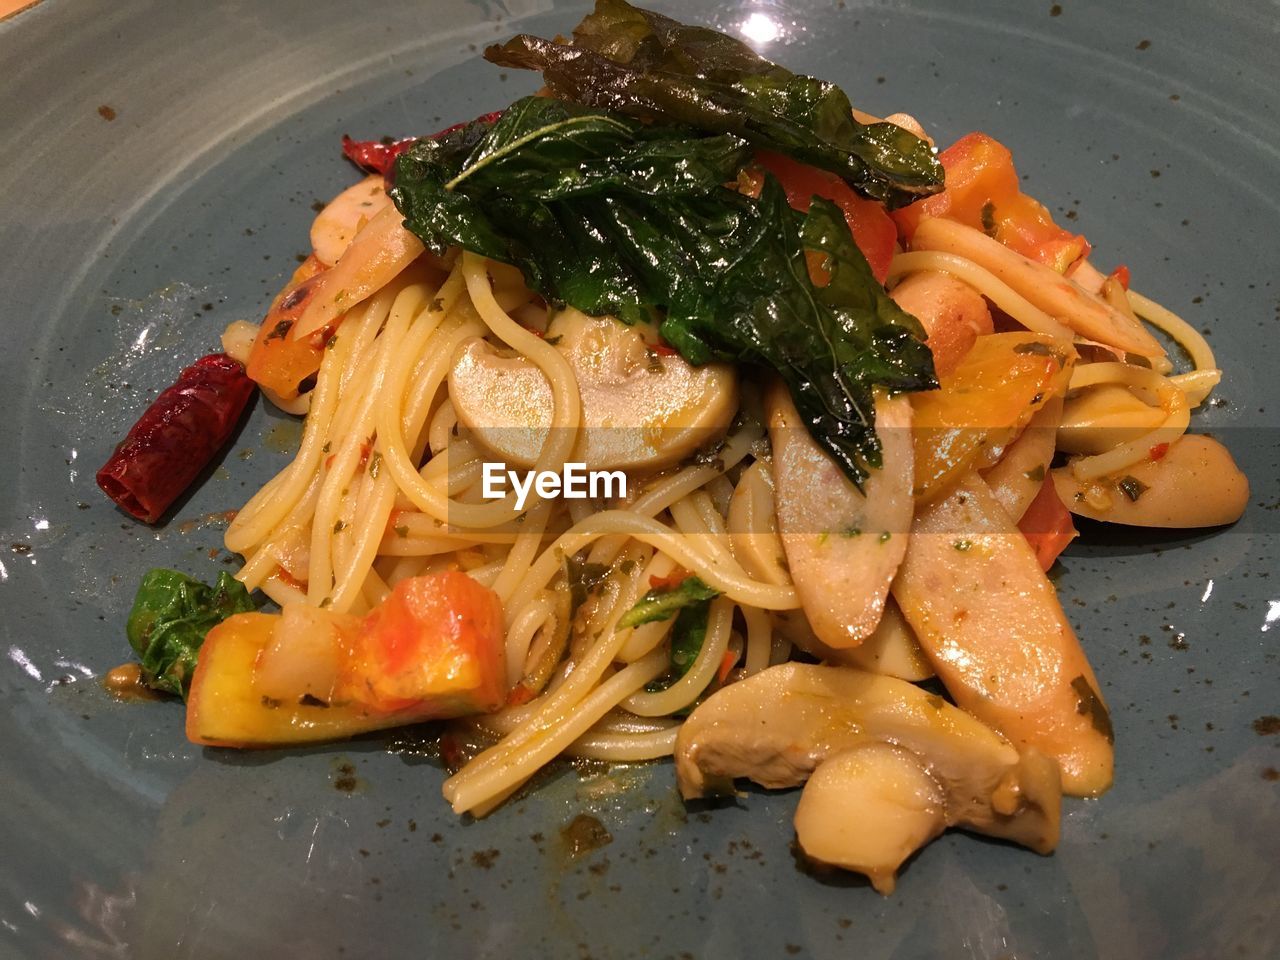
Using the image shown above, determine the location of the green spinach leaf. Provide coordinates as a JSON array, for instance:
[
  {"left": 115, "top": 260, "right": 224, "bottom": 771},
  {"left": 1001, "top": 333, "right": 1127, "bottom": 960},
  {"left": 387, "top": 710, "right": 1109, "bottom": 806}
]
[
  {"left": 125, "top": 569, "right": 257, "bottom": 698},
  {"left": 484, "top": 0, "right": 941, "bottom": 208}
]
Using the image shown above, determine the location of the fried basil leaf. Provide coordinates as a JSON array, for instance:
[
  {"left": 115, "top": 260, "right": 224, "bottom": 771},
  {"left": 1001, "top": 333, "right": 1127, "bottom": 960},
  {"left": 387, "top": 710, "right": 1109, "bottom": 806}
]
[
  {"left": 484, "top": 0, "right": 942, "bottom": 208},
  {"left": 617, "top": 575, "right": 720, "bottom": 630},
  {"left": 391, "top": 97, "right": 935, "bottom": 484}
]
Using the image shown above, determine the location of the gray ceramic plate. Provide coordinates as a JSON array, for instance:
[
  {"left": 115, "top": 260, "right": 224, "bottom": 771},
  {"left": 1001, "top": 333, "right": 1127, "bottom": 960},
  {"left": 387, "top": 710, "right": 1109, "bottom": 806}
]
[{"left": 2, "top": 1, "right": 1277, "bottom": 957}]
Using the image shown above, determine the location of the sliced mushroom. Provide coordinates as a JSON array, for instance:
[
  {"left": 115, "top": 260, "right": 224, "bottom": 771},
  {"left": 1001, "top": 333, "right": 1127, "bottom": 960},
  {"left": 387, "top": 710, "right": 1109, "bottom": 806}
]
[
  {"left": 1052, "top": 434, "right": 1248, "bottom": 528},
  {"left": 982, "top": 394, "right": 1064, "bottom": 522},
  {"left": 449, "top": 307, "right": 737, "bottom": 471},
  {"left": 892, "top": 472, "right": 1114, "bottom": 796},
  {"left": 795, "top": 744, "right": 945, "bottom": 894},
  {"left": 675, "top": 662, "right": 1061, "bottom": 891},
  {"left": 889, "top": 269, "right": 993, "bottom": 377},
  {"left": 766, "top": 382, "right": 913, "bottom": 648},
  {"left": 781, "top": 597, "right": 933, "bottom": 682}
]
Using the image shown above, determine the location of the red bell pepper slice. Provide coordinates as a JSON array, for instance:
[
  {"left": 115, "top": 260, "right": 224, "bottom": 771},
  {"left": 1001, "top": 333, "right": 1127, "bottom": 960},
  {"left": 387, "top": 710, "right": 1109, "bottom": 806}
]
[{"left": 1018, "top": 474, "right": 1078, "bottom": 570}]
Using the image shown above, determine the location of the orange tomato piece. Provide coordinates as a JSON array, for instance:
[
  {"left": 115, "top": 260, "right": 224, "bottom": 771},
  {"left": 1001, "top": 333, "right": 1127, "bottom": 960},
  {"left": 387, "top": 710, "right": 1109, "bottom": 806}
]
[
  {"left": 246, "top": 255, "right": 335, "bottom": 399},
  {"left": 753, "top": 151, "right": 898, "bottom": 284},
  {"left": 346, "top": 571, "right": 506, "bottom": 713},
  {"left": 910, "top": 332, "right": 1074, "bottom": 501},
  {"left": 892, "top": 133, "right": 1089, "bottom": 272}
]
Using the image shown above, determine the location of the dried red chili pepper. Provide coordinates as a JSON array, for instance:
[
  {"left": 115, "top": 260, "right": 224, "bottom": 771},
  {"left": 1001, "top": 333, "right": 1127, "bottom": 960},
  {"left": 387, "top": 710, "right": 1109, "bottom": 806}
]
[
  {"left": 340, "top": 135, "right": 418, "bottom": 178},
  {"left": 341, "top": 111, "right": 504, "bottom": 179},
  {"left": 96, "top": 354, "right": 256, "bottom": 523}
]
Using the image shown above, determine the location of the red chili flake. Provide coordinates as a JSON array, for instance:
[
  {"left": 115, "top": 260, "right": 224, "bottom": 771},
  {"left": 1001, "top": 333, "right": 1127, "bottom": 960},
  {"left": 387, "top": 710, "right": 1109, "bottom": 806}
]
[
  {"left": 96, "top": 354, "right": 256, "bottom": 523},
  {"left": 1149, "top": 442, "right": 1170, "bottom": 461},
  {"left": 439, "top": 732, "right": 466, "bottom": 773},
  {"left": 648, "top": 570, "right": 690, "bottom": 591},
  {"left": 1110, "top": 264, "right": 1132, "bottom": 290},
  {"left": 716, "top": 650, "right": 738, "bottom": 685},
  {"left": 651, "top": 341, "right": 678, "bottom": 357},
  {"left": 275, "top": 567, "right": 307, "bottom": 590},
  {"left": 505, "top": 684, "right": 536, "bottom": 708}
]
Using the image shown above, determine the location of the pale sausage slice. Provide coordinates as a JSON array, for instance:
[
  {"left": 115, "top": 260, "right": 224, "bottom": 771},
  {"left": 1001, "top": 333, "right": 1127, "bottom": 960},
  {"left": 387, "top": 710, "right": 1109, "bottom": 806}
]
[
  {"left": 767, "top": 383, "right": 913, "bottom": 648},
  {"left": 893, "top": 473, "right": 1114, "bottom": 796}
]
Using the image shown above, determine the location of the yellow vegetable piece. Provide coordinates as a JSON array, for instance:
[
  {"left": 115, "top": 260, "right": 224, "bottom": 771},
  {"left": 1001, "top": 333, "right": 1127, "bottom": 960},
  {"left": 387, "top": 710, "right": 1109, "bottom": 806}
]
[
  {"left": 186, "top": 613, "right": 440, "bottom": 748},
  {"left": 910, "top": 332, "right": 1074, "bottom": 502}
]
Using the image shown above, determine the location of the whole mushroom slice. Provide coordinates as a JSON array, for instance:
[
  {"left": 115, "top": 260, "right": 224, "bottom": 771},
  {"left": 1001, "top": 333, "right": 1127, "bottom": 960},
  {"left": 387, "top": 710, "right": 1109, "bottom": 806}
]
[
  {"left": 794, "top": 744, "right": 945, "bottom": 894},
  {"left": 892, "top": 472, "right": 1114, "bottom": 796},
  {"left": 449, "top": 307, "right": 737, "bottom": 471},
  {"left": 675, "top": 662, "right": 1061, "bottom": 892},
  {"left": 766, "top": 381, "right": 913, "bottom": 648}
]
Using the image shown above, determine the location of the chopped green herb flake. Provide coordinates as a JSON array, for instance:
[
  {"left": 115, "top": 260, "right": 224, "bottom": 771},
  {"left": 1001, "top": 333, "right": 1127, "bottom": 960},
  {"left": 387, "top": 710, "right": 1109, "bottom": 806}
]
[
  {"left": 1071, "top": 675, "right": 1115, "bottom": 743},
  {"left": 565, "top": 554, "right": 610, "bottom": 615},
  {"left": 1117, "top": 475, "right": 1148, "bottom": 502},
  {"left": 980, "top": 201, "right": 998, "bottom": 238},
  {"left": 617, "top": 576, "right": 720, "bottom": 630},
  {"left": 266, "top": 319, "right": 292, "bottom": 341},
  {"left": 1013, "top": 341, "right": 1054, "bottom": 357}
]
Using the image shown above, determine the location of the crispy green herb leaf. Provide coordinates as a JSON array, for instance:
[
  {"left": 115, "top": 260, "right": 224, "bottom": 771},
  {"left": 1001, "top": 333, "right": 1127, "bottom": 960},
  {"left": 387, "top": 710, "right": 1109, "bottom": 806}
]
[
  {"left": 668, "top": 600, "right": 710, "bottom": 676},
  {"left": 391, "top": 97, "right": 935, "bottom": 484},
  {"left": 644, "top": 598, "right": 712, "bottom": 692},
  {"left": 125, "top": 569, "right": 257, "bottom": 698},
  {"left": 485, "top": 0, "right": 941, "bottom": 208},
  {"left": 617, "top": 575, "right": 720, "bottom": 629}
]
